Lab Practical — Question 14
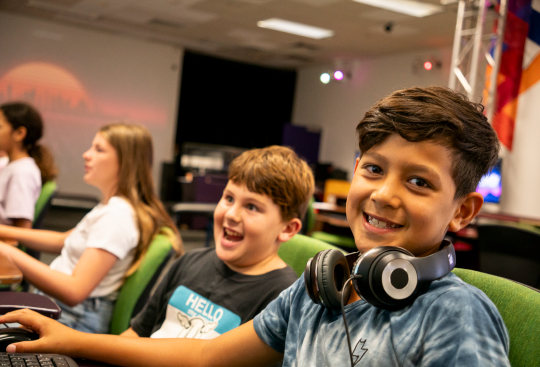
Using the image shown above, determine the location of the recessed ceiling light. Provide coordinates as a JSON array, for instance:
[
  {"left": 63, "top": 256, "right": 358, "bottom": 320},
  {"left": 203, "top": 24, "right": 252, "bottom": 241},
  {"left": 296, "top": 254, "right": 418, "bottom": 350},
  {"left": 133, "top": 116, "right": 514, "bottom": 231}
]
[
  {"left": 257, "top": 18, "right": 334, "bottom": 39},
  {"left": 352, "top": 0, "right": 444, "bottom": 17}
]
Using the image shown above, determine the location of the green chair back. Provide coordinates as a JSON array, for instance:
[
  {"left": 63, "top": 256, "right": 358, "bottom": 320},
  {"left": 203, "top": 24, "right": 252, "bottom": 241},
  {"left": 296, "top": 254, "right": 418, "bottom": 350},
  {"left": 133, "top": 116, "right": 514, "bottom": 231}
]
[
  {"left": 311, "top": 231, "right": 356, "bottom": 249},
  {"left": 21, "top": 181, "right": 58, "bottom": 260},
  {"left": 110, "top": 230, "right": 175, "bottom": 335},
  {"left": 278, "top": 234, "right": 344, "bottom": 277},
  {"left": 33, "top": 181, "right": 57, "bottom": 228},
  {"left": 452, "top": 268, "right": 540, "bottom": 367},
  {"left": 303, "top": 197, "right": 317, "bottom": 235},
  {"left": 8, "top": 181, "right": 58, "bottom": 291}
]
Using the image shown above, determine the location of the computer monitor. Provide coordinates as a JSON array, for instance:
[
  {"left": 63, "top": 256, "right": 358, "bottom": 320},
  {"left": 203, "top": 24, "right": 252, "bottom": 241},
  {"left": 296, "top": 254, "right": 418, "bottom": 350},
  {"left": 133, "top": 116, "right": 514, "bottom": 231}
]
[{"left": 476, "top": 159, "right": 502, "bottom": 203}]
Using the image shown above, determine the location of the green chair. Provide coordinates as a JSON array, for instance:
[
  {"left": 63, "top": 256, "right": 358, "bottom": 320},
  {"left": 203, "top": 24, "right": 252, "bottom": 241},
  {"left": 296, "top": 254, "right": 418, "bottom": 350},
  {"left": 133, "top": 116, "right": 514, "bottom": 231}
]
[
  {"left": 452, "top": 268, "right": 540, "bottom": 367},
  {"left": 110, "top": 230, "right": 176, "bottom": 335},
  {"left": 17, "top": 181, "right": 58, "bottom": 292},
  {"left": 278, "top": 234, "right": 344, "bottom": 277},
  {"left": 19, "top": 181, "right": 58, "bottom": 264},
  {"left": 33, "top": 181, "right": 58, "bottom": 229},
  {"left": 311, "top": 231, "right": 356, "bottom": 250},
  {"left": 301, "top": 197, "right": 317, "bottom": 236}
]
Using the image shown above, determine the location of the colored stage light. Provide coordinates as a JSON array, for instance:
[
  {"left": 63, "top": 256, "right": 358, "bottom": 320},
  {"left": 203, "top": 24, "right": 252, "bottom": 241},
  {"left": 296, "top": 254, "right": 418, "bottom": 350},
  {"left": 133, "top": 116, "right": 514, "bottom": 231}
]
[
  {"left": 334, "top": 70, "right": 344, "bottom": 80},
  {"left": 424, "top": 61, "right": 433, "bottom": 70},
  {"left": 320, "top": 73, "right": 331, "bottom": 84}
]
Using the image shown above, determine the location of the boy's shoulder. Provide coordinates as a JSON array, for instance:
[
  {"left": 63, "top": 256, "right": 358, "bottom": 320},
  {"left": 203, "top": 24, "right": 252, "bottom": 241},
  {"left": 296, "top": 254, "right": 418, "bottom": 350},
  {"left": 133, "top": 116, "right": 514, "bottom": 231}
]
[
  {"left": 396, "top": 272, "right": 505, "bottom": 328},
  {"left": 166, "top": 247, "right": 217, "bottom": 277},
  {"left": 255, "top": 271, "right": 506, "bottom": 339},
  {"left": 419, "top": 272, "right": 497, "bottom": 310},
  {"left": 254, "top": 273, "right": 509, "bottom": 367},
  {"left": 169, "top": 247, "right": 297, "bottom": 283},
  {"left": 265, "top": 270, "right": 499, "bottom": 314}
]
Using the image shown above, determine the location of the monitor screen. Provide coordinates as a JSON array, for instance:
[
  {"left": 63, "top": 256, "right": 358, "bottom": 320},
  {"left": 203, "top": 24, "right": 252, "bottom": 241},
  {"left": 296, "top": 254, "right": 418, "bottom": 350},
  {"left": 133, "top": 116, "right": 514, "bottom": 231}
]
[{"left": 476, "top": 159, "right": 502, "bottom": 203}]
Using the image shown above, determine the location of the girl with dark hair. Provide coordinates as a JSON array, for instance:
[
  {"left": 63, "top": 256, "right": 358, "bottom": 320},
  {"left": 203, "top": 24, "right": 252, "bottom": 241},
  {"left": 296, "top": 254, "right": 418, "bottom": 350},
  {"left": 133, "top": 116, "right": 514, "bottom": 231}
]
[{"left": 0, "top": 102, "right": 57, "bottom": 228}]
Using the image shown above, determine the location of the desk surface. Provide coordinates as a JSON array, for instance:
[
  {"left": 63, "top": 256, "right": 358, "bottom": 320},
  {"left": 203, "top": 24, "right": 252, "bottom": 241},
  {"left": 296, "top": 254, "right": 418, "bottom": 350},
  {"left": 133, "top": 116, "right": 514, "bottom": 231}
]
[
  {"left": 312, "top": 202, "right": 349, "bottom": 229},
  {"left": 316, "top": 213, "right": 349, "bottom": 228},
  {"left": 75, "top": 359, "right": 119, "bottom": 367},
  {"left": 476, "top": 212, "right": 540, "bottom": 227},
  {"left": 312, "top": 202, "right": 346, "bottom": 213},
  {"left": 313, "top": 202, "right": 540, "bottom": 228},
  {"left": 170, "top": 202, "right": 217, "bottom": 214},
  {"left": 0, "top": 253, "right": 22, "bottom": 285}
]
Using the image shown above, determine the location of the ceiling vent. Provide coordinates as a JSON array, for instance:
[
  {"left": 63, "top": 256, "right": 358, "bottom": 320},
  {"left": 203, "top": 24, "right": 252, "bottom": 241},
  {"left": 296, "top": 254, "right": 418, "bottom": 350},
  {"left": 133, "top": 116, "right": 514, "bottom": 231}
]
[
  {"left": 148, "top": 18, "right": 185, "bottom": 30},
  {"left": 290, "top": 42, "right": 319, "bottom": 51}
]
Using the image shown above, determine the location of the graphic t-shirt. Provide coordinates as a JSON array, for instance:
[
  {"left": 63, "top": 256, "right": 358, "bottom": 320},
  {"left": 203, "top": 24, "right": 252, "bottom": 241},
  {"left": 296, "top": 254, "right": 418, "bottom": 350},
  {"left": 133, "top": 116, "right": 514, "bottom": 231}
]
[
  {"left": 254, "top": 273, "right": 510, "bottom": 367},
  {"left": 131, "top": 247, "right": 298, "bottom": 339},
  {"left": 150, "top": 285, "right": 241, "bottom": 339}
]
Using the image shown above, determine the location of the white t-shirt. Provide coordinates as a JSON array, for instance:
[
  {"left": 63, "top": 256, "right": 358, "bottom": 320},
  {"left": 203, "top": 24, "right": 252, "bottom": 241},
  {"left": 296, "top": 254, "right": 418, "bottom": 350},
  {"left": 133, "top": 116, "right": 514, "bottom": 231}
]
[
  {"left": 0, "top": 156, "right": 10, "bottom": 173},
  {"left": 50, "top": 196, "right": 139, "bottom": 298},
  {"left": 0, "top": 157, "right": 41, "bottom": 225}
]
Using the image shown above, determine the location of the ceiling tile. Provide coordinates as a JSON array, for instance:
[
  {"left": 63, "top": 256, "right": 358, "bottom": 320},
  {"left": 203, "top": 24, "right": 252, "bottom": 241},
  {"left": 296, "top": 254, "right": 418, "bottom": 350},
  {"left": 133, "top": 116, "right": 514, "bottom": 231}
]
[{"left": 289, "top": 0, "right": 345, "bottom": 6}]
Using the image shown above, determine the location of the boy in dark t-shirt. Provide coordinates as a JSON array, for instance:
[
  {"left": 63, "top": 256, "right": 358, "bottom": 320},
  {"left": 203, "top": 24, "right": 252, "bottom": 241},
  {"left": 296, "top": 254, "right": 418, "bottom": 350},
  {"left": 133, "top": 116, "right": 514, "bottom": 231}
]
[
  {"left": 131, "top": 248, "right": 296, "bottom": 338},
  {"left": 122, "top": 145, "right": 309, "bottom": 339}
]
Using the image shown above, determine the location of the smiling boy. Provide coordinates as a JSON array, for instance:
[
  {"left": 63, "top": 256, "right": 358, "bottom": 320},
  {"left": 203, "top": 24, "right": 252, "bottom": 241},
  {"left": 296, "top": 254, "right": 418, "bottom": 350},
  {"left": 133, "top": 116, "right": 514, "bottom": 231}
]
[
  {"left": 118, "top": 146, "right": 309, "bottom": 340},
  {"left": 1, "top": 87, "right": 510, "bottom": 366}
]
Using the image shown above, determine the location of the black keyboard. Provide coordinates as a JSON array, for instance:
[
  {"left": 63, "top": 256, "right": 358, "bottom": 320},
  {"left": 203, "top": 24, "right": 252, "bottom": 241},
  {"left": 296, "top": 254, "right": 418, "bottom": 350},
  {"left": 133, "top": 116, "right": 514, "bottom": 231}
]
[{"left": 0, "top": 353, "right": 78, "bottom": 367}]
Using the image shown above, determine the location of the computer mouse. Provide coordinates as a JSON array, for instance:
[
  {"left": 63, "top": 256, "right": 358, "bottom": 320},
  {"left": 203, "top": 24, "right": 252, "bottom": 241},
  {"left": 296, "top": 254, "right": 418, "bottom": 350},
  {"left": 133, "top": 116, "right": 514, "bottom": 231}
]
[{"left": 0, "top": 327, "right": 39, "bottom": 352}]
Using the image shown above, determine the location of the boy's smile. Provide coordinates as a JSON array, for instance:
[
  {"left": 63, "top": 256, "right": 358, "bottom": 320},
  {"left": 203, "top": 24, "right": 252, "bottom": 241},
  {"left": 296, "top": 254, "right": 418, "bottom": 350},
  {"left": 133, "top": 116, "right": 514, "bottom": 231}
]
[
  {"left": 214, "top": 181, "right": 292, "bottom": 274},
  {"left": 346, "top": 134, "right": 473, "bottom": 257}
]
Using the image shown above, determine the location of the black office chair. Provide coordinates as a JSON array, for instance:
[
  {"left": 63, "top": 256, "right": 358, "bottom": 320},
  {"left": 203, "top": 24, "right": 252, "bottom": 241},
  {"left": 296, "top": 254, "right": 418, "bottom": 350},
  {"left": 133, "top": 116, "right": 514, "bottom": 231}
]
[{"left": 477, "top": 223, "right": 540, "bottom": 288}]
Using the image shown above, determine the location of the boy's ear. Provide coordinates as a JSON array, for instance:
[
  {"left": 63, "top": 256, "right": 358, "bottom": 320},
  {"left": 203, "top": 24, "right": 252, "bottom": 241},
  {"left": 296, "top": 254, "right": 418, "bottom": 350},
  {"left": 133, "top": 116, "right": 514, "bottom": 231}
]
[
  {"left": 353, "top": 157, "right": 360, "bottom": 173},
  {"left": 447, "top": 192, "right": 484, "bottom": 232},
  {"left": 277, "top": 218, "right": 302, "bottom": 243},
  {"left": 12, "top": 126, "right": 27, "bottom": 143}
]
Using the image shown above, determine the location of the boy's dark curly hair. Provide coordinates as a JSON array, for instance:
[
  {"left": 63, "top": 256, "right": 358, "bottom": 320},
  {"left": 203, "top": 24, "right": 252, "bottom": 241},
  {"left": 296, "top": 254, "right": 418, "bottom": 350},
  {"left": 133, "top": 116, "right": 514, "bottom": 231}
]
[{"left": 356, "top": 86, "right": 500, "bottom": 199}]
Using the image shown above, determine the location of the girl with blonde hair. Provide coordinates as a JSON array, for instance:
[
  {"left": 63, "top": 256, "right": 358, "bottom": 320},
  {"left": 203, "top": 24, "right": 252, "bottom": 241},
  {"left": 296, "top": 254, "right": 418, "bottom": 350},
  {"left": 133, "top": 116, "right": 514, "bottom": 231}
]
[{"left": 0, "top": 123, "right": 182, "bottom": 333}]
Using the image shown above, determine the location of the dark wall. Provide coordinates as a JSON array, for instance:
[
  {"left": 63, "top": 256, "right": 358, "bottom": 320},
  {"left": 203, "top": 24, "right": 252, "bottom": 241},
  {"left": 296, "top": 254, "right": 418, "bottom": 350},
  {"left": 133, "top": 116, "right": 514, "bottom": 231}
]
[{"left": 176, "top": 51, "right": 297, "bottom": 150}]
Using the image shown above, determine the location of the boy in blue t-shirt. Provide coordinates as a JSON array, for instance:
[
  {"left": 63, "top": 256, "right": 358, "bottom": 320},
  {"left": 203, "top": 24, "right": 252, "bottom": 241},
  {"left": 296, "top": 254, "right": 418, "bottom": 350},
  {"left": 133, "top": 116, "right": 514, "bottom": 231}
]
[{"left": 1, "top": 86, "right": 510, "bottom": 366}]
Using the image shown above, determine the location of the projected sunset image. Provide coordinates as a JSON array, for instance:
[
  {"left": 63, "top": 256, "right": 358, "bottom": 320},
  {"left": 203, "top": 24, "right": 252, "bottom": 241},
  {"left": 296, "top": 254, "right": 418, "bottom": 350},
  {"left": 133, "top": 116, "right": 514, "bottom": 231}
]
[
  {"left": 0, "top": 62, "right": 167, "bottom": 126},
  {"left": 0, "top": 62, "right": 92, "bottom": 110}
]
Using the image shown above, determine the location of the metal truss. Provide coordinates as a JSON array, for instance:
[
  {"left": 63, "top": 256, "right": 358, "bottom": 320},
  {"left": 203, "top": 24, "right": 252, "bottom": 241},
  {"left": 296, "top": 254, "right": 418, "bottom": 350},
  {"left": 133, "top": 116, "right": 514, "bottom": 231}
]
[{"left": 448, "top": 0, "right": 508, "bottom": 122}]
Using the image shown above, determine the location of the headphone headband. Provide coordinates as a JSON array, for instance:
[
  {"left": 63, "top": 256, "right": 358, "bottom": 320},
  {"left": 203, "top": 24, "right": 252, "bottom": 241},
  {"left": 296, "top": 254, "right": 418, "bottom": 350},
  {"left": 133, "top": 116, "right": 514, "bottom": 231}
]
[{"left": 409, "top": 240, "right": 455, "bottom": 282}]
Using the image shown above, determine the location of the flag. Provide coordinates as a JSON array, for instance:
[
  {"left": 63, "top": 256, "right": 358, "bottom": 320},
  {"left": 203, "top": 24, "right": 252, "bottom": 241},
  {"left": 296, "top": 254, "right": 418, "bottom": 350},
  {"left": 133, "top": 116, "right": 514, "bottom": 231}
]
[
  {"left": 489, "top": 0, "right": 532, "bottom": 150},
  {"left": 498, "top": 0, "right": 540, "bottom": 217}
]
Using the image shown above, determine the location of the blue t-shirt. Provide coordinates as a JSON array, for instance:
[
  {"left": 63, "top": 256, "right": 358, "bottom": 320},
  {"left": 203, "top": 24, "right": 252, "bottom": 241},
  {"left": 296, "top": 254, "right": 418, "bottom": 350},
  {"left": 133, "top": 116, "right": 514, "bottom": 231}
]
[{"left": 254, "top": 273, "right": 510, "bottom": 367}]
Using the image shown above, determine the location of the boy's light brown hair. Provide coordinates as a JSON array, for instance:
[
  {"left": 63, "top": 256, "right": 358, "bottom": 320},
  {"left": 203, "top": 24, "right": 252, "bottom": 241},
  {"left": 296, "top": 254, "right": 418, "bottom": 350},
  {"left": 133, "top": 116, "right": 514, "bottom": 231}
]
[
  {"left": 356, "top": 86, "right": 500, "bottom": 199},
  {"left": 228, "top": 146, "right": 314, "bottom": 221}
]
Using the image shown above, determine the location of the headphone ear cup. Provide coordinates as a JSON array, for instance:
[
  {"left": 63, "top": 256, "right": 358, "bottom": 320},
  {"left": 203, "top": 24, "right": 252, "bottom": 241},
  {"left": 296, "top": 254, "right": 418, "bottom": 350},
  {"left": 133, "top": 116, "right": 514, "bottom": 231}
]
[
  {"left": 316, "top": 249, "right": 351, "bottom": 309},
  {"left": 352, "top": 247, "right": 418, "bottom": 310}
]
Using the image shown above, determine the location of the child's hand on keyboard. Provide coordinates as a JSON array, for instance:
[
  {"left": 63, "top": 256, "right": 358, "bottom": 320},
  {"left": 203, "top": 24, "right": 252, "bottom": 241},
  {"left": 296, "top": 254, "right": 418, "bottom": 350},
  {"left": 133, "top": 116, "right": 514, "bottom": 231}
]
[{"left": 0, "top": 309, "right": 81, "bottom": 356}]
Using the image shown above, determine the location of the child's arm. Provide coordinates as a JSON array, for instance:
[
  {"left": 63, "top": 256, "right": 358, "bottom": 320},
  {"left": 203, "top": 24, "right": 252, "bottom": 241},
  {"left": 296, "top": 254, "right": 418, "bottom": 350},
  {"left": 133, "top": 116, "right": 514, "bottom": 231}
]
[
  {"left": 0, "top": 224, "right": 69, "bottom": 253},
  {"left": 0, "top": 245, "right": 117, "bottom": 306},
  {"left": 11, "top": 218, "right": 32, "bottom": 229},
  {"left": 120, "top": 328, "right": 139, "bottom": 337},
  {"left": 0, "top": 310, "right": 283, "bottom": 367}
]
